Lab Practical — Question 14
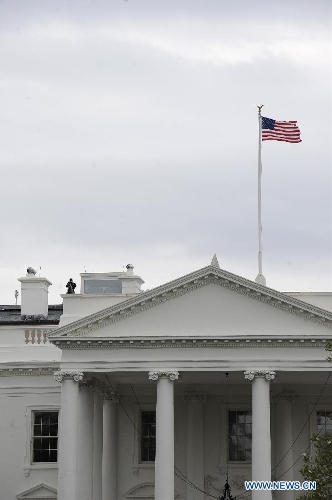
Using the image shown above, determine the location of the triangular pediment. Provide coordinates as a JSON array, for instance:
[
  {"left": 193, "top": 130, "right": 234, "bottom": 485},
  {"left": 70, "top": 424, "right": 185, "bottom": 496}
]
[
  {"left": 17, "top": 483, "right": 57, "bottom": 499},
  {"left": 48, "top": 265, "right": 332, "bottom": 344}
]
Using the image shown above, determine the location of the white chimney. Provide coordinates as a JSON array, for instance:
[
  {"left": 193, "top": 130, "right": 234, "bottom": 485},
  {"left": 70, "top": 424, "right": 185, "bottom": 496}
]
[
  {"left": 120, "top": 264, "right": 144, "bottom": 294},
  {"left": 18, "top": 268, "right": 52, "bottom": 318}
]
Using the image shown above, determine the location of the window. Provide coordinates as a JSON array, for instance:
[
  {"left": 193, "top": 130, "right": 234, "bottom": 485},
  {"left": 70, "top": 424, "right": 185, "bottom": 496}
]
[
  {"left": 84, "top": 279, "right": 122, "bottom": 294},
  {"left": 317, "top": 411, "right": 332, "bottom": 435},
  {"left": 32, "top": 411, "right": 59, "bottom": 463},
  {"left": 140, "top": 411, "right": 156, "bottom": 462},
  {"left": 228, "top": 410, "right": 252, "bottom": 462}
]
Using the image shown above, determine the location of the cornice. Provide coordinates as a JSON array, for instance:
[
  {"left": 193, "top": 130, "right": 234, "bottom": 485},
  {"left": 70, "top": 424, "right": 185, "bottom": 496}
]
[
  {"left": 48, "top": 266, "right": 332, "bottom": 342},
  {"left": 52, "top": 336, "right": 330, "bottom": 349}
]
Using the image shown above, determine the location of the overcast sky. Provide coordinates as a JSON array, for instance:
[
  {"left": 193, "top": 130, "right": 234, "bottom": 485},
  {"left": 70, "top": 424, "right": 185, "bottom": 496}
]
[{"left": 0, "top": 0, "right": 331, "bottom": 304}]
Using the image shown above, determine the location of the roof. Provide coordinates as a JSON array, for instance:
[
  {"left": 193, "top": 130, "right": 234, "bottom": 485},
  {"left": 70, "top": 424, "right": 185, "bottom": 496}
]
[
  {"left": 48, "top": 264, "right": 332, "bottom": 341},
  {"left": 0, "top": 305, "right": 63, "bottom": 325}
]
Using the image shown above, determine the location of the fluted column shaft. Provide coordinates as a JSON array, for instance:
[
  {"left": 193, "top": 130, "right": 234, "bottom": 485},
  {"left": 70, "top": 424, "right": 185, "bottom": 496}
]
[
  {"left": 54, "top": 371, "right": 84, "bottom": 500},
  {"left": 149, "top": 370, "right": 179, "bottom": 500},
  {"left": 245, "top": 370, "right": 276, "bottom": 500}
]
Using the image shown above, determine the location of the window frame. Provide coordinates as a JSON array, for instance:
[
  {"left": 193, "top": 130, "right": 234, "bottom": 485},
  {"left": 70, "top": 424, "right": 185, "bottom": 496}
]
[
  {"left": 24, "top": 405, "right": 60, "bottom": 473},
  {"left": 219, "top": 404, "right": 252, "bottom": 470},
  {"left": 133, "top": 404, "right": 156, "bottom": 471},
  {"left": 309, "top": 405, "right": 332, "bottom": 436},
  {"left": 308, "top": 404, "right": 332, "bottom": 457},
  {"left": 228, "top": 409, "right": 252, "bottom": 463},
  {"left": 31, "top": 410, "right": 59, "bottom": 464},
  {"left": 83, "top": 278, "right": 122, "bottom": 295},
  {"left": 140, "top": 409, "right": 156, "bottom": 463}
]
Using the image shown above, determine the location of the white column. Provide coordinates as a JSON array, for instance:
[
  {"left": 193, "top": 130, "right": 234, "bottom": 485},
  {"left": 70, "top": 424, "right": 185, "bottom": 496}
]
[
  {"left": 54, "top": 370, "right": 84, "bottom": 500},
  {"left": 93, "top": 391, "right": 103, "bottom": 500},
  {"left": 274, "top": 393, "right": 296, "bottom": 500},
  {"left": 245, "top": 370, "right": 276, "bottom": 500},
  {"left": 102, "top": 393, "right": 119, "bottom": 500},
  {"left": 184, "top": 393, "right": 206, "bottom": 500},
  {"left": 77, "top": 384, "right": 94, "bottom": 500},
  {"left": 149, "top": 370, "right": 179, "bottom": 500}
]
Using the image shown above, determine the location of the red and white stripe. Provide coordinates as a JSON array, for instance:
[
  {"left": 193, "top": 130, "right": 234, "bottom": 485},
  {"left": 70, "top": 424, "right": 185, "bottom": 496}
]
[{"left": 262, "top": 120, "right": 301, "bottom": 143}]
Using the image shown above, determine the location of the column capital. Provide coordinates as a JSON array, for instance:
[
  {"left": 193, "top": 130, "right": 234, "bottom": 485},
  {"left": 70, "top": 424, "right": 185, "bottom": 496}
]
[
  {"left": 54, "top": 370, "right": 85, "bottom": 383},
  {"left": 183, "top": 393, "right": 207, "bottom": 403},
  {"left": 148, "top": 370, "right": 179, "bottom": 381},
  {"left": 244, "top": 370, "right": 276, "bottom": 381}
]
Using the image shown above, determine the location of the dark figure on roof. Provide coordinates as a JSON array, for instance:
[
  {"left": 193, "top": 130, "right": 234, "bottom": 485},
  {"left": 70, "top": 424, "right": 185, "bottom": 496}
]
[{"left": 66, "top": 278, "right": 76, "bottom": 294}]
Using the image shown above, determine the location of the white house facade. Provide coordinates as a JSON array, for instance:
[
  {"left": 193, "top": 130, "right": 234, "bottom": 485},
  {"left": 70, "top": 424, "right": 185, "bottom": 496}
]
[{"left": 0, "top": 258, "right": 331, "bottom": 500}]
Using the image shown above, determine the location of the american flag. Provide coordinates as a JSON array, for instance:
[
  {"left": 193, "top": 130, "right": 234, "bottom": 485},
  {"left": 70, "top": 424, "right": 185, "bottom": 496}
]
[{"left": 261, "top": 116, "right": 301, "bottom": 143}]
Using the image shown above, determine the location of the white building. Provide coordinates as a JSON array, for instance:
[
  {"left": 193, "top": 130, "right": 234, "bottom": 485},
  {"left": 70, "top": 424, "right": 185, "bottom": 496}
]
[{"left": 0, "top": 258, "right": 331, "bottom": 500}]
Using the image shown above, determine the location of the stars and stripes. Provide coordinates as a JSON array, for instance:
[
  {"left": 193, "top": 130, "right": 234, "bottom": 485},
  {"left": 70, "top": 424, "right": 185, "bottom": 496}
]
[{"left": 261, "top": 116, "right": 301, "bottom": 143}]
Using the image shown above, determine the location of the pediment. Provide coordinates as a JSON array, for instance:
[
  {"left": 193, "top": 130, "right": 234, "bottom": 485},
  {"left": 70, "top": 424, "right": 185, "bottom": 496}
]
[
  {"left": 48, "top": 265, "right": 332, "bottom": 345},
  {"left": 17, "top": 483, "right": 57, "bottom": 499}
]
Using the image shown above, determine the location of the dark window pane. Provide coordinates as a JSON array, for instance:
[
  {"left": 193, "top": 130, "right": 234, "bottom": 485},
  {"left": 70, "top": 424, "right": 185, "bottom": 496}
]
[
  {"left": 245, "top": 423, "right": 252, "bottom": 436},
  {"left": 141, "top": 411, "right": 156, "bottom": 462},
  {"left": 49, "top": 438, "right": 58, "bottom": 449},
  {"left": 34, "top": 438, "right": 42, "bottom": 450},
  {"left": 41, "top": 449, "right": 50, "bottom": 462},
  {"left": 50, "top": 424, "right": 58, "bottom": 436},
  {"left": 237, "top": 411, "right": 246, "bottom": 423},
  {"left": 32, "top": 411, "right": 58, "bottom": 463},
  {"left": 33, "top": 424, "right": 41, "bottom": 436},
  {"left": 33, "top": 449, "right": 42, "bottom": 462},
  {"left": 42, "top": 424, "right": 50, "bottom": 436},
  {"left": 237, "top": 424, "right": 245, "bottom": 435},
  {"left": 228, "top": 411, "right": 252, "bottom": 462}
]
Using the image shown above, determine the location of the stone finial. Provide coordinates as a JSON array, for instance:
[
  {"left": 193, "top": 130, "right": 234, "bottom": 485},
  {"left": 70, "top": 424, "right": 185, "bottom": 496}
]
[
  {"left": 26, "top": 267, "right": 37, "bottom": 276},
  {"left": 211, "top": 254, "right": 220, "bottom": 268},
  {"left": 126, "top": 263, "right": 134, "bottom": 276}
]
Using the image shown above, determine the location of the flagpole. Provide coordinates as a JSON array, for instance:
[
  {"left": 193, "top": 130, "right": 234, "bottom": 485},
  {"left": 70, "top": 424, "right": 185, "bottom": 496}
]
[{"left": 256, "top": 105, "right": 266, "bottom": 286}]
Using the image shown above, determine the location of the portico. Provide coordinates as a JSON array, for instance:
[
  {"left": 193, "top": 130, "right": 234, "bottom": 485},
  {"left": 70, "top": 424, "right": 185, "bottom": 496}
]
[
  {"left": 50, "top": 364, "right": 332, "bottom": 500},
  {"left": 47, "top": 263, "right": 332, "bottom": 500}
]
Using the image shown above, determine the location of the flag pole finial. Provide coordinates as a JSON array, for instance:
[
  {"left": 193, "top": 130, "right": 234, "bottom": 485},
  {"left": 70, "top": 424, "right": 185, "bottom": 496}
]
[{"left": 257, "top": 104, "right": 264, "bottom": 116}]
